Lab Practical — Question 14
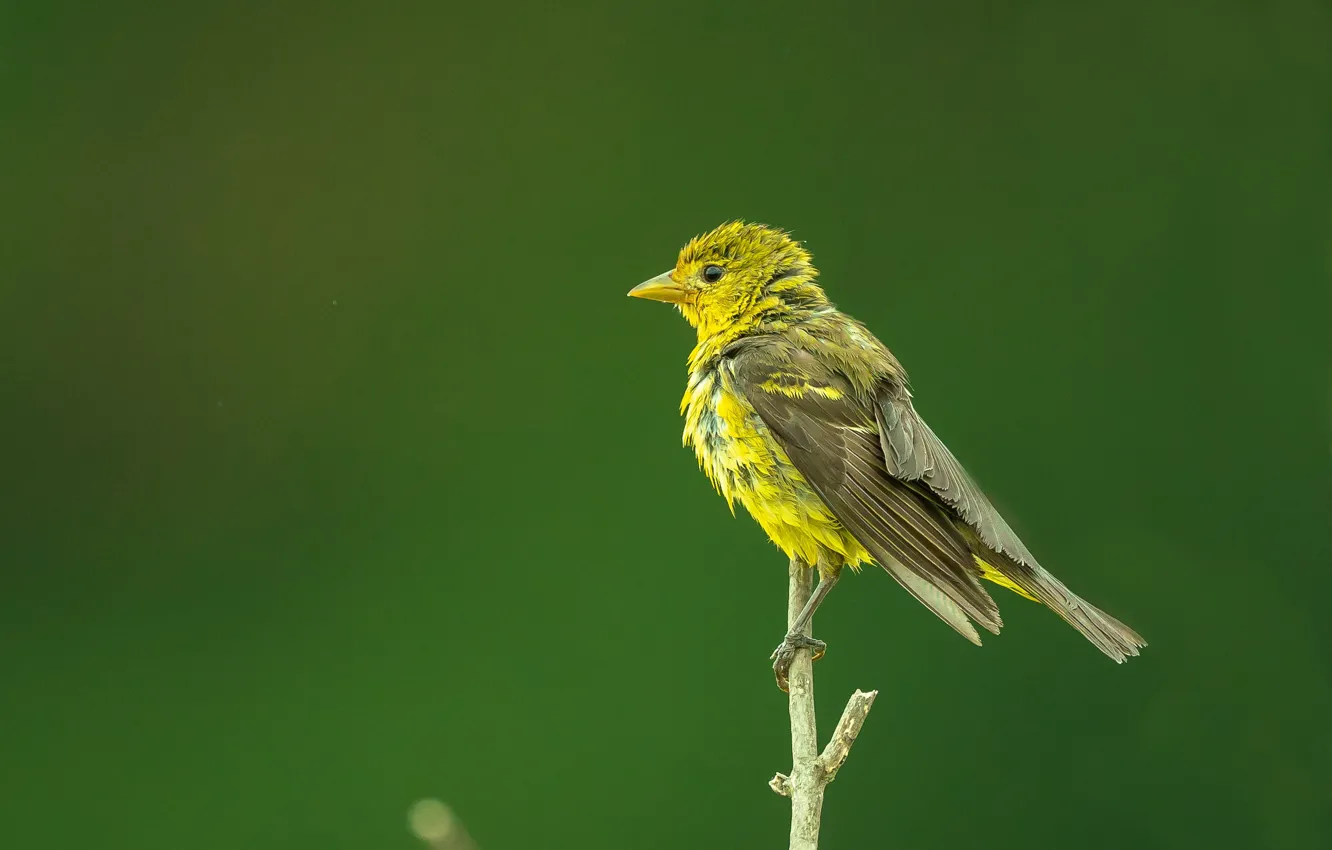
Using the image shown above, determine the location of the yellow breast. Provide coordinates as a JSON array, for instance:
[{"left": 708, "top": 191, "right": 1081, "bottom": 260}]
[{"left": 680, "top": 363, "right": 870, "bottom": 570}]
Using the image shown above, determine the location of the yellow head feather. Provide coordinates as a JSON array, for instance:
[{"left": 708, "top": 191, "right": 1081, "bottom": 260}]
[{"left": 668, "top": 221, "right": 828, "bottom": 343}]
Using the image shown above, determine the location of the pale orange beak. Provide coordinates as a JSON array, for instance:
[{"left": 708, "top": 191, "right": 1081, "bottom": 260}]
[{"left": 627, "top": 271, "right": 690, "bottom": 304}]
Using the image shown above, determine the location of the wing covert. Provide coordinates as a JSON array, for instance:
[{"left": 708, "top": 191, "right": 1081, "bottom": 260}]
[{"left": 730, "top": 343, "right": 1002, "bottom": 639}]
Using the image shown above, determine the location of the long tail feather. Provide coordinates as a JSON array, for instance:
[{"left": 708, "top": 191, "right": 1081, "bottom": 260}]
[{"left": 976, "top": 550, "right": 1146, "bottom": 662}]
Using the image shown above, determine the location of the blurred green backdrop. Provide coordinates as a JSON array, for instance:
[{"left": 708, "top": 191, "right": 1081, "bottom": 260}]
[{"left": 4, "top": 1, "right": 1331, "bottom": 847}]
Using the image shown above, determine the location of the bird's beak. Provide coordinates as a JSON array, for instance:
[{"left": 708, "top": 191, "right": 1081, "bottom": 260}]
[{"left": 627, "top": 271, "right": 690, "bottom": 304}]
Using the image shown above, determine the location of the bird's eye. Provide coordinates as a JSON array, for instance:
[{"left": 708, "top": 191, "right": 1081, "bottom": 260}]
[{"left": 702, "top": 265, "right": 725, "bottom": 283}]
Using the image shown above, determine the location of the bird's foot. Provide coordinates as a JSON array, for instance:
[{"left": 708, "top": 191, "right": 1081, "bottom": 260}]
[{"left": 770, "top": 632, "right": 827, "bottom": 692}]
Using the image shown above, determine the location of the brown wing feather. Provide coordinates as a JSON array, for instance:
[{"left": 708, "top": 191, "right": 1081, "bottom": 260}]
[
  {"left": 731, "top": 344, "right": 1002, "bottom": 640},
  {"left": 876, "top": 391, "right": 1037, "bottom": 565},
  {"left": 875, "top": 385, "right": 1147, "bottom": 661}
]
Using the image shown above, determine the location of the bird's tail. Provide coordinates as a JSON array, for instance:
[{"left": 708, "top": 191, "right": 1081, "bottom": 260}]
[{"left": 975, "top": 550, "right": 1146, "bottom": 663}]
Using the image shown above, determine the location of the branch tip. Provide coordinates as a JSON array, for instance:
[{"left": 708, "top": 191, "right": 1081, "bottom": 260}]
[{"left": 816, "top": 688, "right": 879, "bottom": 783}]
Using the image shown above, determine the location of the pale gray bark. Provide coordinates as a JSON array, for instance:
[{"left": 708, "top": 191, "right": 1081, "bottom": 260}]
[{"left": 770, "top": 557, "right": 879, "bottom": 850}]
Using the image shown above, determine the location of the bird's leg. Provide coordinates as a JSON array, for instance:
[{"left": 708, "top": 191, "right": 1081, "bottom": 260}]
[{"left": 771, "top": 564, "right": 841, "bottom": 691}]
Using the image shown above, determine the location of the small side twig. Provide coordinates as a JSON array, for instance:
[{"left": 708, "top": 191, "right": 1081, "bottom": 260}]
[
  {"left": 770, "top": 689, "right": 878, "bottom": 797},
  {"left": 770, "top": 557, "right": 878, "bottom": 850},
  {"left": 819, "top": 688, "right": 878, "bottom": 783}
]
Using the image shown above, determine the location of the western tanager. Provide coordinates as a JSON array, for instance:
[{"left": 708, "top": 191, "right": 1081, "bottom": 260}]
[{"left": 629, "top": 222, "right": 1145, "bottom": 689}]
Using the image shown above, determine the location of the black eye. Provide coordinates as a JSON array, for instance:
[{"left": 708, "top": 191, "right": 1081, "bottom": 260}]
[{"left": 702, "top": 265, "right": 725, "bottom": 283}]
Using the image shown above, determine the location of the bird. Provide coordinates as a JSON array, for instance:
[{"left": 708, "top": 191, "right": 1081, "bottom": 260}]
[{"left": 628, "top": 221, "right": 1145, "bottom": 689}]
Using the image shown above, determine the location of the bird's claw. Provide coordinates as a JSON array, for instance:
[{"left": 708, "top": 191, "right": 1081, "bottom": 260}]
[{"left": 771, "top": 632, "right": 827, "bottom": 692}]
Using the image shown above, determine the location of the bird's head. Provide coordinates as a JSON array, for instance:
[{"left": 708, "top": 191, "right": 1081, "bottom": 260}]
[{"left": 628, "top": 221, "right": 827, "bottom": 339}]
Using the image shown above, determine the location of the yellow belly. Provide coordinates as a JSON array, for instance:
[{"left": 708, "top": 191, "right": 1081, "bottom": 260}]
[{"left": 682, "top": 368, "right": 870, "bottom": 572}]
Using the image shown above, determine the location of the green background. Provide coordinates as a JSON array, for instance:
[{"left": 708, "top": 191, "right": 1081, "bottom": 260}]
[{"left": 4, "top": 1, "right": 1331, "bottom": 847}]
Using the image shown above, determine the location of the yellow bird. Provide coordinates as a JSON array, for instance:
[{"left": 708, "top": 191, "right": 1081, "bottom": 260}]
[{"left": 629, "top": 221, "right": 1145, "bottom": 688}]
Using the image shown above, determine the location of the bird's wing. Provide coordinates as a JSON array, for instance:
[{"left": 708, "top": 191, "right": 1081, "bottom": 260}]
[
  {"left": 875, "top": 389, "right": 1037, "bottom": 566},
  {"left": 875, "top": 383, "right": 1148, "bottom": 661},
  {"left": 731, "top": 343, "right": 1001, "bottom": 642}
]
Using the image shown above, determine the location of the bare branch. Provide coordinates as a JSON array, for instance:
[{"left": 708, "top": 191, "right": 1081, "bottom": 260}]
[
  {"left": 772, "top": 557, "right": 878, "bottom": 849},
  {"left": 782, "top": 558, "right": 823, "bottom": 849}
]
